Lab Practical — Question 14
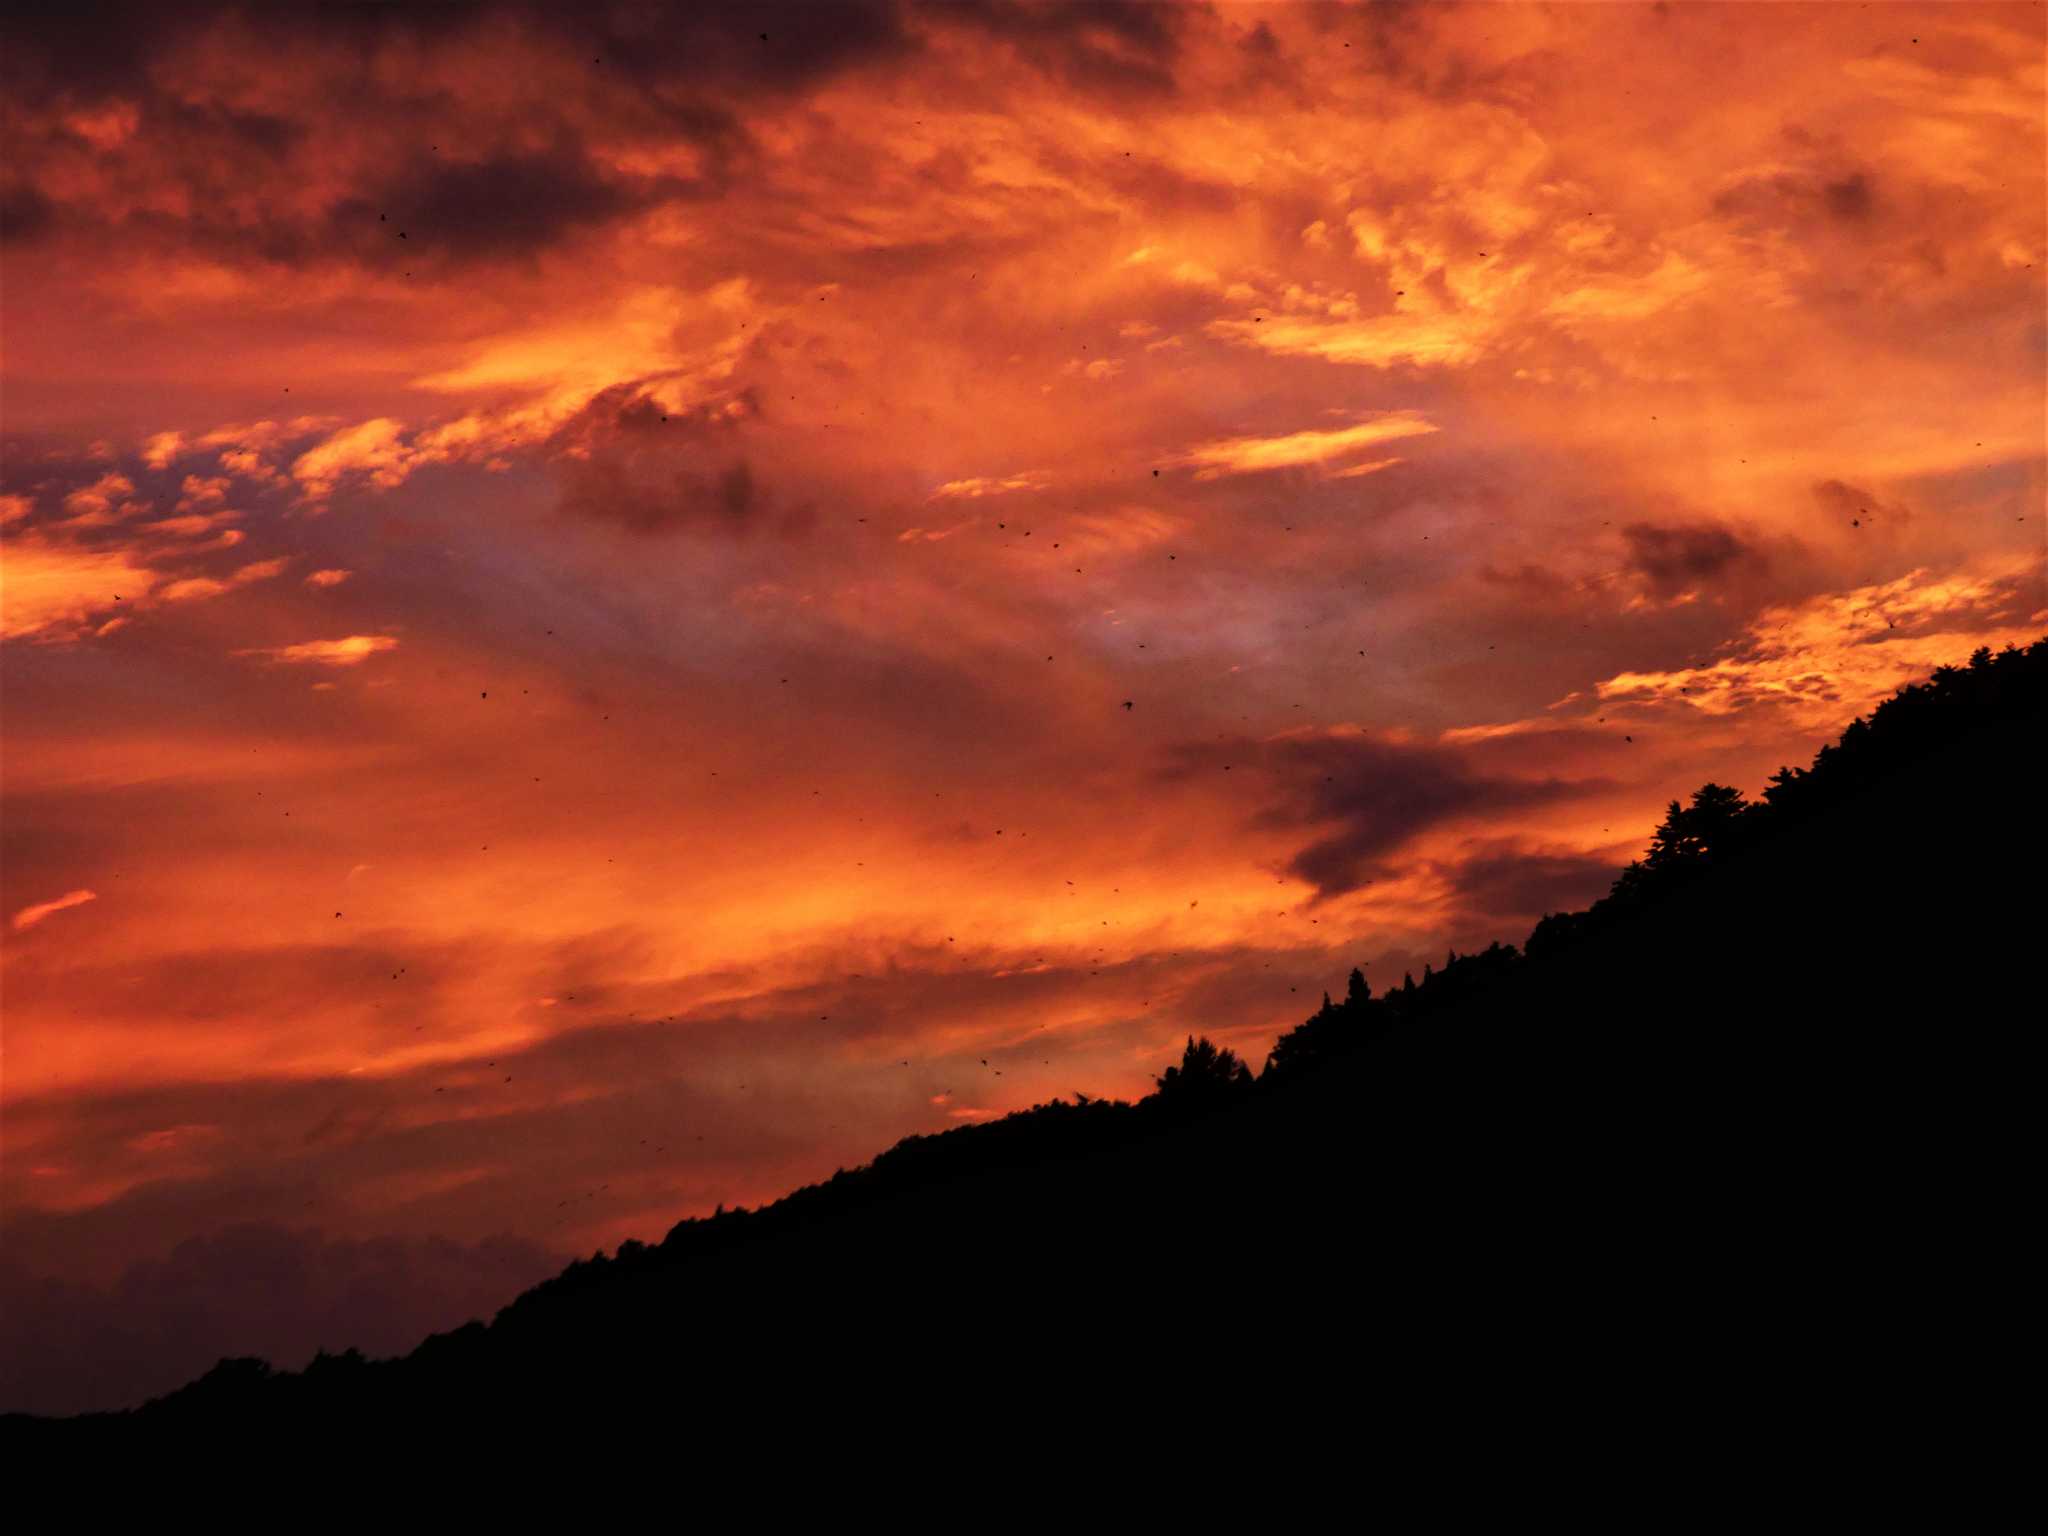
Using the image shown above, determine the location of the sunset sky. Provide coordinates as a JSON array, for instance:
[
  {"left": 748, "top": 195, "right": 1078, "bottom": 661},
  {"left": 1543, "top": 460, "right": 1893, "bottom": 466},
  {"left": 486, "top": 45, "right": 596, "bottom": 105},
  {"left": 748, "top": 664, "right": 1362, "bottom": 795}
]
[{"left": 3, "top": 1, "right": 2043, "bottom": 1407}]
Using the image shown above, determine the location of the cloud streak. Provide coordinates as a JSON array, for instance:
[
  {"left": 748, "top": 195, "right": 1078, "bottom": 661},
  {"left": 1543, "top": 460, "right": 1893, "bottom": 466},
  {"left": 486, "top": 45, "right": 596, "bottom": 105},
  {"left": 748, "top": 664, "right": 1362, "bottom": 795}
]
[
  {"left": 1175, "top": 412, "right": 1439, "bottom": 480},
  {"left": 240, "top": 635, "right": 400, "bottom": 667},
  {"left": 11, "top": 888, "right": 97, "bottom": 932}
]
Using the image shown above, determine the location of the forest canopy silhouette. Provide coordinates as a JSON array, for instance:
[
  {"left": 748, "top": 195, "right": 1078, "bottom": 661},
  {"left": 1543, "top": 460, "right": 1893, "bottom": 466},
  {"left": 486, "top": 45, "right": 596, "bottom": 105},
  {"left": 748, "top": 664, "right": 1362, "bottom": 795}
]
[{"left": 8, "top": 637, "right": 2042, "bottom": 1459}]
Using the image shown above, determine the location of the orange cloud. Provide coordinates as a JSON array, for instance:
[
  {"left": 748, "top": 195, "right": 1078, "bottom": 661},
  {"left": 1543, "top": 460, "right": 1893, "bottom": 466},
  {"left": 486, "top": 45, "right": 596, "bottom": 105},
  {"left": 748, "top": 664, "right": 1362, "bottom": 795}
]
[
  {"left": 1211, "top": 310, "right": 1491, "bottom": 371},
  {"left": 12, "top": 890, "right": 97, "bottom": 933},
  {"left": 0, "top": 536, "right": 157, "bottom": 639},
  {"left": 156, "top": 577, "right": 229, "bottom": 603},
  {"left": 929, "top": 475, "right": 1048, "bottom": 501},
  {"left": 141, "top": 432, "right": 184, "bottom": 470},
  {"left": 59, "top": 473, "right": 141, "bottom": 525},
  {"left": 1594, "top": 558, "right": 2046, "bottom": 727},
  {"left": 1176, "top": 412, "right": 1438, "bottom": 479},
  {"left": 289, "top": 419, "right": 410, "bottom": 498},
  {"left": 230, "top": 558, "right": 289, "bottom": 586},
  {"left": 240, "top": 635, "right": 400, "bottom": 666}
]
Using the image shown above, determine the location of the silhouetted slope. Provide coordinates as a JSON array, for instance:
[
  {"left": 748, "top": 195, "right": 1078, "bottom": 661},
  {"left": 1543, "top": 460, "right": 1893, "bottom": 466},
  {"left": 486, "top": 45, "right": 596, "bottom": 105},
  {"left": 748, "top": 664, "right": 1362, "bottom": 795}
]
[{"left": 11, "top": 641, "right": 2042, "bottom": 1488}]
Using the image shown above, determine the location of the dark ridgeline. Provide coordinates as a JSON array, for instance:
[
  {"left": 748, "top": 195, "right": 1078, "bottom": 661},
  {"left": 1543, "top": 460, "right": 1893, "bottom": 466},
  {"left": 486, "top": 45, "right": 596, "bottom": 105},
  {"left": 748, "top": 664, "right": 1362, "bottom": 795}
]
[{"left": 8, "top": 640, "right": 2042, "bottom": 1494}]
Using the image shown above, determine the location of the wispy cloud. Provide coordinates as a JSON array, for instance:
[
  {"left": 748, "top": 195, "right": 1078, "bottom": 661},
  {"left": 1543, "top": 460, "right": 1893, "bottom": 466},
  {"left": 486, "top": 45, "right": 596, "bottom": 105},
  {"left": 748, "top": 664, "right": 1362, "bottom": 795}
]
[
  {"left": 1175, "top": 412, "right": 1438, "bottom": 480},
  {"left": 0, "top": 537, "right": 157, "bottom": 639},
  {"left": 928, "top": 474, "right": 1047, "bottom": 501},
  {"left": 12, "top": 889, "right": 98, "bottom": 933},
  {"left": 239, "top": 635, "right": 400, "bottom": 667},
  {"left": 1594, "top": 559, "right": 2047, "bottom": 726},
  {"left": 289, "top": 419, "right": 410, "bottom": 498}
]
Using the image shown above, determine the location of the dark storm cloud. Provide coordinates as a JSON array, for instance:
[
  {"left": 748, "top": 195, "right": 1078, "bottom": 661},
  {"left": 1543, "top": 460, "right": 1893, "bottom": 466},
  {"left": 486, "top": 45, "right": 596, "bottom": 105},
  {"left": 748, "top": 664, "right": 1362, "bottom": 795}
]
[
  {"left": 557, "top": 0, "right": 917, "bottom": 93},
  {"left": 15, "top": 134, "right": 661, "bottom": 274},
  {"left": 546, "top": 387, "right": 786, "bottom": 538},
  {"left": 1169, "top": 731, "right": 1589, "bottom": 899},
  {"left": 720, "top": 460, "right": 757, "bottom": 520},
  {"left": 1811, "top": 478, "right": 1910, "bottom": 529},
  {"left": 1620, "top": 520, "right": 1763, "bottom": 598},
  {"left": 0, "top": 3, "right": 189, "bottom": 101},
  {"left": 343, "top": 140, "right": 645, "bottom": 265},
  {"left": 1711, "top": 161, "right": 1882, "bottom": 234},
  {"left": 1, "top": 2, "right": 915, "bottom": 106},
  {"left": 1231, "top": 15, "right": 1312, "bottom": 99},
  {"left": 158, "top": 98, "right": 304, "bottom": 158},
  {"left": 934, "top": 0, "right": 1190, "bottom": 98},
  {"left": 1444, "top": 843, "right": 1618, "bottom": 922},
  {"left": 0, "top": 0, "right": 915, "bottom": 260},
  {"left": 1291, "top": 0, "right": 1529, "bottom": 105},
  {"left": 1478, "top": 560, "right": 1583, "bottom": 608},
  {"left": 1822, "top": 172, "right": 1874, "bottom": 222},
  {"left": 0, "top": 181, "right": 57, "bottom": 245}
]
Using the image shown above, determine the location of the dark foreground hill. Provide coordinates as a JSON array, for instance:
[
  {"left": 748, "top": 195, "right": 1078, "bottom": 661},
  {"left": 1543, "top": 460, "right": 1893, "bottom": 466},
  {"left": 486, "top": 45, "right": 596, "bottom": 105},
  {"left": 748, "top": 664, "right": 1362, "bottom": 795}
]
[{"left": 10, "top": 641, "right": 2042, "bottom": 1496}]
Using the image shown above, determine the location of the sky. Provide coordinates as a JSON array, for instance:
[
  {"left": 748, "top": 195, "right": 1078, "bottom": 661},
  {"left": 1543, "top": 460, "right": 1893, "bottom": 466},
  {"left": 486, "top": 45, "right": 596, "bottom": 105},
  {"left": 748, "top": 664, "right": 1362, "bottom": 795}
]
[{"left": 2, "top": 1, "right": 2043, "bottom": 1411}]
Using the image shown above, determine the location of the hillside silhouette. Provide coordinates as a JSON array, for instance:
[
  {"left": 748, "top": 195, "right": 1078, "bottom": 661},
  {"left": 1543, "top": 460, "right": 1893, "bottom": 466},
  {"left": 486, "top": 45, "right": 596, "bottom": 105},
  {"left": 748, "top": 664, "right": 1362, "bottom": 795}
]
[{"left": 9, "top": 639, "right": 2042, "bottom": 1487}]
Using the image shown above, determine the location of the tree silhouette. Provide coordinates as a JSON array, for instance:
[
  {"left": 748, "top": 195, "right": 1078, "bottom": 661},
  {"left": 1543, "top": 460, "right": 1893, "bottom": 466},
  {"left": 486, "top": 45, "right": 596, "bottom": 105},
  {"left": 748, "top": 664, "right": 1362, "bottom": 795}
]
[
  {"left": 1154, "top": 1036, "right": 1254, "bottom": 1104},
  {"left": 1644, "top": 782, "right": 1749, "bottom": 868}
]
